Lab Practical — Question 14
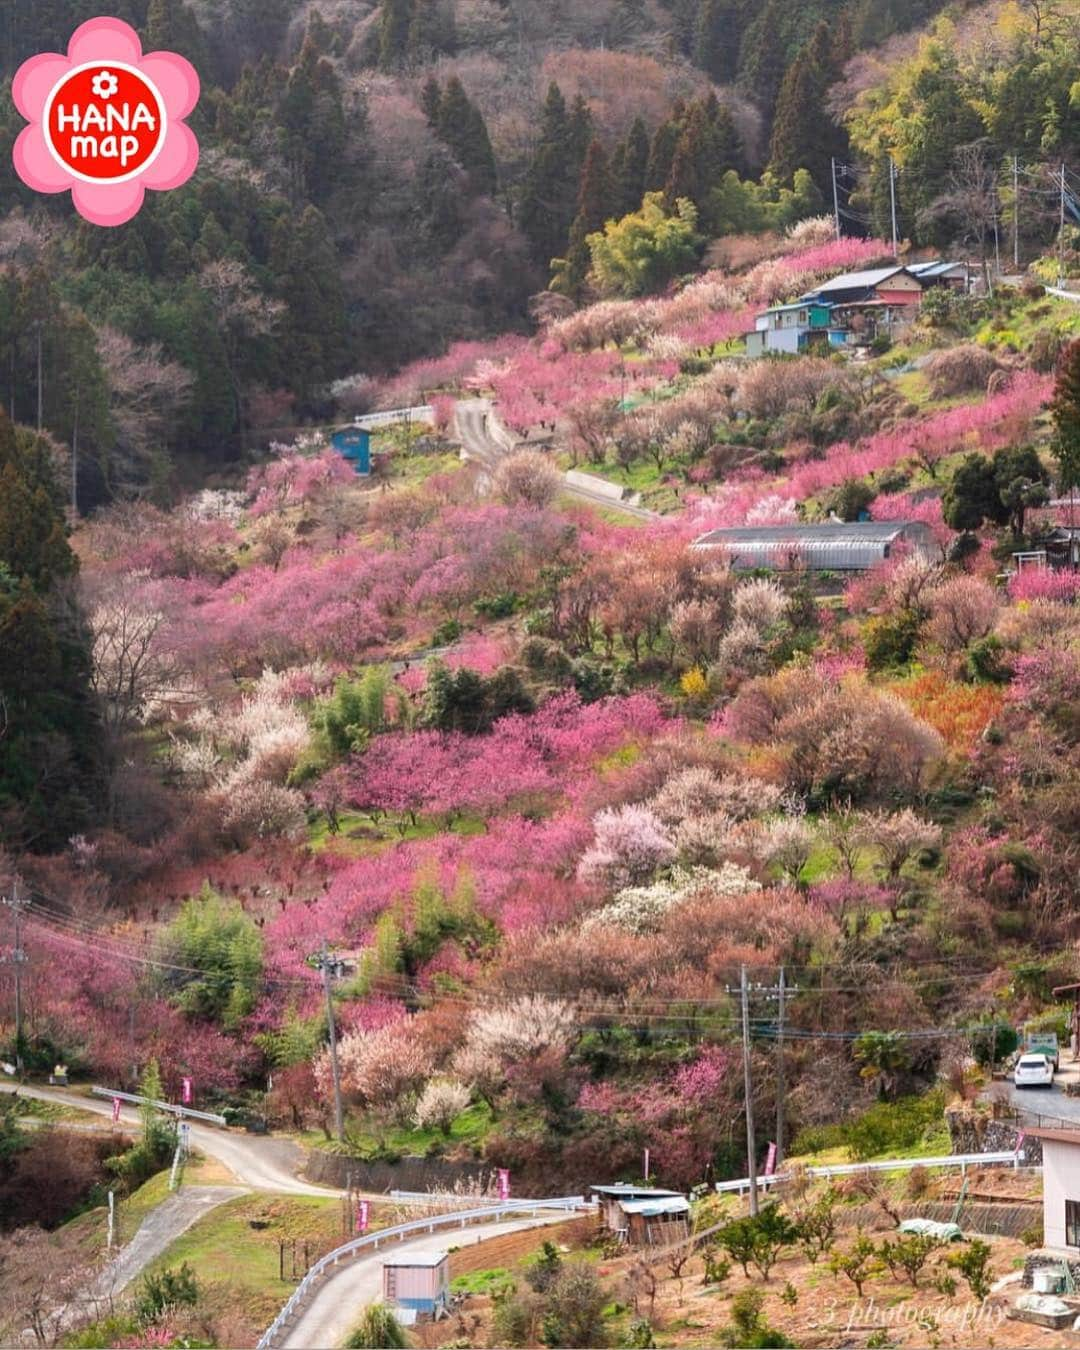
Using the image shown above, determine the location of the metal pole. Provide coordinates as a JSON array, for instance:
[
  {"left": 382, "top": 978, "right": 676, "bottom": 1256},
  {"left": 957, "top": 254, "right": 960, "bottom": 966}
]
[
  {"left": 107, "top": 1191, "right": 115, "bottom": 1252},
  {"left": 831, "top": 158, "right": 841, "bottom": 242},
  {"left": 1013, "top": 155, "right": 1020, "bottom": 271},
  {"left": 775, "top": 967, "right": 786, "bottom": 1171},
  {"left": 321, "top": 943, "right": 345, "bottom": 1142},
  {"left": 889, "top": 157, "right": 899, "bottom": 259},
  {"left": 740, "top": 965, "right": 758, "bottom": 1216},
  {"left": 4, "top": 879, "right": 26, "bottom": 1078},
  {"left": 1060, "top": 162, "right": 1067, "bottom": 284}
]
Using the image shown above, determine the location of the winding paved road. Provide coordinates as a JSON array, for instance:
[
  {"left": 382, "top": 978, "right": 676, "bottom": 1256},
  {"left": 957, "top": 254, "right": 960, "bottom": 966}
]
[
  {"left": 454, "top": 399, "right": 659, "bottom": 521},
  {"left": 0, "top": 1084, "right": 339, "bottom": 1196},
  {"left": 280, "top": 1214, "right": 573, "bottom": 1350}
]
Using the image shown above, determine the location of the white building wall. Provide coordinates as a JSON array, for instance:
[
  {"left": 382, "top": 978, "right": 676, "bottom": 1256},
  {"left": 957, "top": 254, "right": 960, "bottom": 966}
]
[
  {"left": 764, "top": 329, "right": 802, "bottom": 355},
  {"left": 1043, "top": 1141, "right": 1080, "bottom": 1249}
]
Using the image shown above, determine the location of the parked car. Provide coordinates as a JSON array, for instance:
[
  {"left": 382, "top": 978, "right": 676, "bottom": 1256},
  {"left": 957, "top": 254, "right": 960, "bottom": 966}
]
[{"left": 1014, "top": 1053, "right": 1055, "bottom": 1089}]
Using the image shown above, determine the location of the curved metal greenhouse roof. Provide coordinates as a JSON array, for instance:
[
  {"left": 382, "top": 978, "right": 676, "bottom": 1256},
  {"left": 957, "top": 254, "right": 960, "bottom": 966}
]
[{"left": 692, "top": 521, "right": 936, "bottom": 571}]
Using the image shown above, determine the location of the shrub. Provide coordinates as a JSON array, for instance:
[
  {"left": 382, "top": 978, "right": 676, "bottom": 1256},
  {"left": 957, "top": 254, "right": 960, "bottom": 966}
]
[
  {"left": 925, "top": 345, "right": 999, "bottom": 398},
  {"left": 525, "top": 1241, "right": 563, "bottom": 1294},
  {"left": 877, "top": 1233, "right": 941, "bottom": 1287},
  {"left": 717, "top": 1204, "right": 799, "bottom": 1280},
  {"left": 490, "top": 1293, "right": 537, "bottom": 1349},
  {"left": 863, "top": 609, "right": 922, "bottom": 671},
  {"left": 160, "top": 888, "right": 263, "bottom": 1030},
  {"left": 136, "top": 1264, "right": 199, "bottom": 1325},
  {"left": 540, "top": 1264, "right": 608, "bottom": 1349},
  {"left": 824, "top": 477, "right": 876, "bottom": 522},
  {"left": 828, "top": 1235, "right": 880, "bottom": 1296},
  {"left": 796, "top": 1188, "right": 840, "bottom": 1263},
  {"left": 345, "top": 1305, "right": 409, "bottom": 1349},
  {"left": 493, "top": 451, "right": 561, "bottom": 509},
  {"left": 718, "top": 1289, "right": 794, "bottom": 1349},
  {"left": 841, "top": 1090, "right": 948, "bottom": 1161},
  {"left": 702, "top": 1250, "right": 732, "bottom": 1285},
  {"left": 946, "top": 1238, "right": 994, "bottom": 1301}
]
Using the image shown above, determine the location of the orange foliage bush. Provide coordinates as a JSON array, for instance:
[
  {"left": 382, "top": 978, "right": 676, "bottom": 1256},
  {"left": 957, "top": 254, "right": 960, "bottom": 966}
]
[{"left": 886, "top": 672, "right": 1003, "bottom": 752}]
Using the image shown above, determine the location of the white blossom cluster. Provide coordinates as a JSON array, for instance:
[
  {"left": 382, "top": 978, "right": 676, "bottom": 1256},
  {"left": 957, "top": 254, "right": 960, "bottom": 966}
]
[{"left": 584, "top": 862, "right": 760, "bottom": 934}]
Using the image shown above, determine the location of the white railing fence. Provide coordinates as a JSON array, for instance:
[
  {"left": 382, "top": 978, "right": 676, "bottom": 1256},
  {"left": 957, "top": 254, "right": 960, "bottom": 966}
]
[
  {"left": 715, "top": 1150, "right": 1023, "bottom": 1198},
  {"left": 256, "top": 1197, "right": 591, "bottom": 1350}
]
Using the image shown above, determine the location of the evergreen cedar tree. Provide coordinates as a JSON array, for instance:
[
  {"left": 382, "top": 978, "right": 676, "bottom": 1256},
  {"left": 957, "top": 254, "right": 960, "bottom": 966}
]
[{"left": 0, "top": 410, "right": 101, "bottom": 851}]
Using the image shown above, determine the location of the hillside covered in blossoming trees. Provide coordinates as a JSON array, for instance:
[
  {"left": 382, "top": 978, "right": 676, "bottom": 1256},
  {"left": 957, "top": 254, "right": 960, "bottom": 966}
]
[{"left": 5, "top": 0, "right": 1080, "bottom": 1346}]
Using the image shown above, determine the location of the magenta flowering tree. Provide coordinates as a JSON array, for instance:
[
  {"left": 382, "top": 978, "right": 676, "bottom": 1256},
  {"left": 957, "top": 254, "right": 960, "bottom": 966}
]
[{"left": 247, "top": 444, "right": 356, "bottom": 518}]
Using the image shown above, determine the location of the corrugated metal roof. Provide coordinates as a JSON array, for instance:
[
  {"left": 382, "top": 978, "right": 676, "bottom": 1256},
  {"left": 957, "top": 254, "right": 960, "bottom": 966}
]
[
  {"left": 695, "top": 522, "right": 915, "bottom": 546},
  {"left": 758, "top": 300, "right": 829, "bottom": 316},
  {"left": 619, "top": 1197, "right": 691, "bottom": 1216},
  {"left": 591, "top": 1184, "right": 684, "bottom": 1198},
  {"left": 907, "top": 260, "right": 965, "bottom": 277},
  {"left": 813, "top": 266, "right": 908, "bottom": 293},
  {"left": 384, "top": 1252, "right": 449, "bottom": 1268}
]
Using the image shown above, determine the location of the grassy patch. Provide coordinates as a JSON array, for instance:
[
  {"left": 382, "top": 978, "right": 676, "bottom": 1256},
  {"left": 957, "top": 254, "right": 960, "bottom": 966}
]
[
  {"left": 309, "top": 810, "right": 488, "bottom": 859},
  {"left": 140, "top": 1192, "right": 343, "bottom": 1328},
  {"left": 309, "top": 1102, "right": 494, "bottom": 1161},
  {"left": 451, "top": 1266, "right": 513, "bottom": 1296}
]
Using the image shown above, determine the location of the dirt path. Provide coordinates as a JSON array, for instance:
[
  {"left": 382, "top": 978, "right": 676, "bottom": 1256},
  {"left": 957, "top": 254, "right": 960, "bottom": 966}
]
[{"left": 90, "top": 1186, "right": 249, "bottom": 1299}]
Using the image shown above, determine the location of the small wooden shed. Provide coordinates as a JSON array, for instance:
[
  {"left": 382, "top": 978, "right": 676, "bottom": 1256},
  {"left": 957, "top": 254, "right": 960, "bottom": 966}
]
[
  {"left": 590, "top": 1184, "right": 691, "bottom": 1247},
  {"left": 381, "top": 1251, "right": 450, "bottom": 1321}
]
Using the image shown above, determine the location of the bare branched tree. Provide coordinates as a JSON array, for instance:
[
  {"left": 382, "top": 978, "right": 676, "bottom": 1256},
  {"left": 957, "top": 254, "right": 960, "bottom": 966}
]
[
  {"left": 96, "top": 327, "right": 194, "bottom": 494},
  {"left": 918, "top": 139, "right": 1001, "bottom": 296}
]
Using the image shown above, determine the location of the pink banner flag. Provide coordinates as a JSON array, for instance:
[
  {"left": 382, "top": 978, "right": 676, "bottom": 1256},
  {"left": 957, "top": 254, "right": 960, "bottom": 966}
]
[
  {"left": 181, "top": 1077, "right": 193, "bottom": 1105},
  {"left": 498, "top": 1168, "right": 511, "bottom": 1201},
  {"left": 356, "top": 1200, "right": 370, "bottom": 1233},
  {"left": 764, "top": 1142, "right": 777, "bottom": 1176},
  {"left": 112, "top": 1096, "right": 121, "bottom": 1124}
]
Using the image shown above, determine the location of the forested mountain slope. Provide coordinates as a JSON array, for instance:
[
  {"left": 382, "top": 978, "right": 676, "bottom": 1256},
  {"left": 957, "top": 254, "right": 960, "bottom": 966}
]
[{"left": 0, "top": 0, "right": 958, "bottom": 502}]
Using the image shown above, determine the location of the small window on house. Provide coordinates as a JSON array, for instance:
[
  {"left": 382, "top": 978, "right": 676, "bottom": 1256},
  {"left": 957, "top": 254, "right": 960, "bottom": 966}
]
[{"left": 1067, "top": 1200, "right": 1080, "bottom": 1247}]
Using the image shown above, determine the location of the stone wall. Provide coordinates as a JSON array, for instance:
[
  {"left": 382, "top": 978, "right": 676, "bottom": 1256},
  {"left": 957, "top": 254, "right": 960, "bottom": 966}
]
[
  {"left": 946, "top": 1109, "right": 1043, "bottom": 1165},
  {"left": 1023, "top": 1253, "right": 1080, "bottom": 1289}
]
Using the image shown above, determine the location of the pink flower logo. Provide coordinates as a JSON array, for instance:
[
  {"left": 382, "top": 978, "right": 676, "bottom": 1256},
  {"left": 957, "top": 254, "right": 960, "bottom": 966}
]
[{"left": 12, "top": 17, "right": 199, "bottom": 228}]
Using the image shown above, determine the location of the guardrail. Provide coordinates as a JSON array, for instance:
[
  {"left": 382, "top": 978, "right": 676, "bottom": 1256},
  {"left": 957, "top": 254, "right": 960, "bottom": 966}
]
[
  {"left": 389, "top": 1190, "right": 567, "bottom": 1206},
  {"left": 256, "top": 1197, "right": 591, "bottom": 1350},
  {"left": 354, "top": 405, "right": 434, "bottom": 430},
  {"left": 1007, "top": 1106, "right": 1080, "bottom": 1133},
  {"left": 715, "top": 1151, "right": 1022, "bottom": 1197},
  {"left": 91, "top": 1085, "right": 227, "bottom": 1128}
]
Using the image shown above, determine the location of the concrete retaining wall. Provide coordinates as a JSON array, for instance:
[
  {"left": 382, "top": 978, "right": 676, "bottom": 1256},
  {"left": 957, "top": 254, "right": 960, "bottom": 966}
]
[
  {"left": 565, "top": 470, "right": 629, "bottom": 502},
  {"left": 303, "top": 1150, "right": 499, "bottom": 1194}
]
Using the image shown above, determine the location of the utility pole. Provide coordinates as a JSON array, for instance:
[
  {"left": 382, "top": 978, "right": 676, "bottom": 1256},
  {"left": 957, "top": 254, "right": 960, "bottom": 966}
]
[
  {"left": 831, "top": 158, "right": 841, "bottom": 242},
  {"left": 317, "top": 943, "right": 345, "bottom": 1142},
  {"left": 726, "top": 967, "right": 800, "bottom": 1210},
  {"left": 2, "top": 879, "right": 27, "bottom": 1078},
  {"left": 889, "top": 157, "right": 899, "bottom": 260},
  {"left": 775, "top": 967, "right": 787, "bottom": 1171},
  {"left": 731, "top": 965, "right": 759, "bottom": 1216},
  {"left": 1060, "top": 162, "right": 1068, "bottom": 284},
  {"left": 1013, "top": 155, "right": 1020, "bottom": 271}
]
